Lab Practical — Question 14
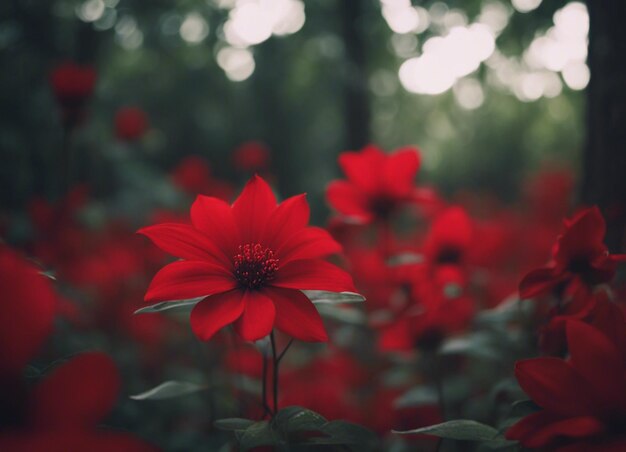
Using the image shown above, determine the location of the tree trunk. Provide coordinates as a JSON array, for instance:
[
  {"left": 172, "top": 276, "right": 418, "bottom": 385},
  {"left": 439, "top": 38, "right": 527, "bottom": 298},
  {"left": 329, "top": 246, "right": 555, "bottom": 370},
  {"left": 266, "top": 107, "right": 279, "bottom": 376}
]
[
  {"left": 340, "top": 0, "right": 371, "bottom": 150},
  {"left": 582, "top": 1, "right": 626, "bottom": 252}
]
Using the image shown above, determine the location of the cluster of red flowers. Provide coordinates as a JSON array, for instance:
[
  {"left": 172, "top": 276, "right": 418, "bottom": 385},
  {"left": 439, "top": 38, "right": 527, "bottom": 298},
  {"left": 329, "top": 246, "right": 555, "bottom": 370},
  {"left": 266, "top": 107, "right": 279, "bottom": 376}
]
[
  {"left": 0, "top": 244, "right": 155, "bottom": 450},
  {"left": 4, "top": 132, "right": 626, "bottom": 450}
]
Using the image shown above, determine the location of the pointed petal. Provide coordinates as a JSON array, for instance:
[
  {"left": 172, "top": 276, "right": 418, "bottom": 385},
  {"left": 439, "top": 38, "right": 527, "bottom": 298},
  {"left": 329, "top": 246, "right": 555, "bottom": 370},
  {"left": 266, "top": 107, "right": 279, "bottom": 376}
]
[
  {"left": 557, "top": 206, "right": 606, "bottom": 261},
  {"left": 567, "top": 320, "right": 626, "bottom": 409},
  {"left": 145, "top": 260, "right": 236, "bottom": 302},
  {"left": 272, "top": 259, "right": 356, "bottom": 292},
  {"left": 326, "top": 180, "right": 372, "bottom": 222},
  {"left": 519, "top": 267, "right": 560, "bottom": 299},
  {"left": 138, "top": 223, "right": 226, "bottom": 263},
  {"left": 31, "top": 352, "right": 120, "bottom": 429},
  {"left": 190, "top": 195, "right": 240, "bottom": 259},
  {"left": 264, "top": 286, "right": 328, "bottom": 342},
  {"left": 525, "top": 416, "right": 604, "bottom": 449},
  {"left": 190, "top": 290, "right": 245, "bottom": 341},
  {"left": 233, "top": 291, "right": 275, "bottom": 341},
  {"left": 382, "top": 147, "right": 420, "bottom": 197},
  {"left": 263, "top": 194, "right": 310, "bottom": 248},
  {"left": 515, "top": 358, "right": 593, "bottom": 417},
  {"left": 232, "top": 175, "right": 277, "bottom": 243},
  {"left": 277, "top": 227, "right": 342, "bottom": 264},
  {"left": 338, "top": 146, "right": 385, "bottom": 193}
]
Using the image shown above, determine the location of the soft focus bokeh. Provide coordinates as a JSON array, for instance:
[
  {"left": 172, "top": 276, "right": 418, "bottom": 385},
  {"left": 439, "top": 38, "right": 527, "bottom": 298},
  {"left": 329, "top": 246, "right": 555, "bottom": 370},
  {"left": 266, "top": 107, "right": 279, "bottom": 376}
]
[{"left": 3, "top": 1, "right": 624, "bottom": 451}]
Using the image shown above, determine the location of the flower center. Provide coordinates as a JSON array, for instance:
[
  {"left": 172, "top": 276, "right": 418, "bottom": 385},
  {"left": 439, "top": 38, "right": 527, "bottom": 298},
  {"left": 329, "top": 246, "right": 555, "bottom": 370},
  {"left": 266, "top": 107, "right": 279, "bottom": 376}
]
[{"left": 233, "top": 243, "right": 279, "bottom": 289}]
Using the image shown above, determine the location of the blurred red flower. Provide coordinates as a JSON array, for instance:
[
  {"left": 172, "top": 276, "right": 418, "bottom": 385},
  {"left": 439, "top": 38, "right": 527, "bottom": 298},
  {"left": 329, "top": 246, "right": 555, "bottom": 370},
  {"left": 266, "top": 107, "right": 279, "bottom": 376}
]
[
  {"left": 140, "top": 175, "right": 355, "bottom": 342},
  {"left": 0, "top": 353, "right": 156, "bottom": 451},
  {"left": 49, "top": 62, "right": 96, "bottom": 126},
  {"left": 0, "top": 244, "right": 56, "bottom": 377},
  {"left": 507, "top": 302, "right": 626, "bottom": 450},
  {"left": 115, "top": 107, "right": 148, "bottom": 142},
  {"left": 326, "top": 145, "right": 434, "bottom": 224},
  {"left": 170, "top": 156, "right": 234, "bottom": 201},
  {"left": 519, "top": 206, "right": 626, "bottom": 299},
  {"left": 233, "top": 141, "right": 271, "bottom": 173}
]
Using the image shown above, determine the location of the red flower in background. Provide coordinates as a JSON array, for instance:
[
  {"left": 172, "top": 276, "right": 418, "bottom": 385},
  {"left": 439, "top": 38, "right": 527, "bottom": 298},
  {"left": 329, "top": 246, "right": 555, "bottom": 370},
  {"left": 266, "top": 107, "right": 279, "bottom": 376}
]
[
  {"left": 140, "top": 175, "right": 355, "bottom": 342},
  {"left": 0, "top": 245, "right": 153, "bottom": 451},
  {"left": 233, "top": 141, "right": 271, "bottom": 173},
  {"left": 326, "top": 145, "right": 433, "bottom": 224},
  {"left": 0, "top": 353, "right": 156, "bottom": 452},
  {"left": 0, "top": 245, "right": 56, "bottom": 377},
  {"left": 507, "top": 301, "right": 626, "bottom": 450},
  {"left": 49, "top": 62, "right": 96, "bottom": 127},
  {"left": 115, "top": 107, "right": 148, "bottom": 142},
  {"left": 170, "top": 156, "right": 234, "bottom": 201},
  {"left": 519, "top": 206, "right": 626, "bottom": 299}
]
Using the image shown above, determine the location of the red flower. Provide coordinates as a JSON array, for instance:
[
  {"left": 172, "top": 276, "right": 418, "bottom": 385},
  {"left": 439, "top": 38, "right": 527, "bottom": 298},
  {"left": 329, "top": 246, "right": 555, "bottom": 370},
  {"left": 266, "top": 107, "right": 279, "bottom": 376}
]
[
  {"left": 519, "top": 206, "right": 626, "bottom": 299},
  {"left": 0, "top": 352, "right": 156, "bottom": 451},
  {"left": 233, "top": 141, "right": 271, "bottom": 173},
  {"left": 140, "top": 175, "right": 355, "bottom": 342},
  {"left": 114, "top": 107, "right": 148, "bottom": 141},
  {"left": 423, "top": 206, "right": 472, "bottom": 265},
  {"left": 326, "top": 145, "right": 430, "bottom": 224},
  {"left": 0, "top": 244, "right": 56, "bottom": 377},
  {"left": 50, "top": 62, "right": 97, "bottom": 105},
  {"left": 507, "top": 302, "right": 626, "bottom": 450},
  {"left": 170, "top": 156, "right": 234, "bottom": 200}
]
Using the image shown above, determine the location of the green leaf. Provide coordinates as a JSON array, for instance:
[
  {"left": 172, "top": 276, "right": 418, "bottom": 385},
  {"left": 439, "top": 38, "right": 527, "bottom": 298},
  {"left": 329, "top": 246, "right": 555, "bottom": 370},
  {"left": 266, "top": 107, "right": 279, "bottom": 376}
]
[
  {"left": 237, "top": 421, "right": 275, "bottom": 452},
  {"left": 272, "top": 406, "right": 327, "bottom": 434},
  {"left": 129, "top": 380, "right": 206, "bottom": 400},
  {"left": 393, "top": 420, "right": 499, "bottom": 441},
  {"left": 394, "top": 386, "right": 439, "bottom": 408},
  {"left": 134, "top": 297, "right": 204, "bottom": 315},
  {"left": 214, "top": 418, "right": 256, "bottom": 431},
  {"left": 321, "top": 420, "right": 378, "bottom": 445},
  {"left": 303, "top": 290, "right": 365, "bottom": 304}
]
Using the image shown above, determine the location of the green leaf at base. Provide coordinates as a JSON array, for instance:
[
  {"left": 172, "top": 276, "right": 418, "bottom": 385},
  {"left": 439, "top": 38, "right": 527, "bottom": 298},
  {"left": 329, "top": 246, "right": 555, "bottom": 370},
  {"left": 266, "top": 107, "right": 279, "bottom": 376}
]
[
  {"left": 129, "top": 380, "right": 206, "bottom": 400},
  {"left": 394, "top": 419, "right": 498, "bottom": 441}
]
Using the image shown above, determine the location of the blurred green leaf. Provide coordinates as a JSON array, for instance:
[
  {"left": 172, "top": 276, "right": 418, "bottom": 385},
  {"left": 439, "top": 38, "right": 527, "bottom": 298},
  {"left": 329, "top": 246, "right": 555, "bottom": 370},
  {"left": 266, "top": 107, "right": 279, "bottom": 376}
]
[
  {"left": 303, "top": 290, "right": 366, "bottom": 304},
  {"left": 272, "top": 406, "right": 327, "bottom": 434},
  {"left": 130, "top": 380, "right": 206, "bottom": 400},
  {"left": 394, "top": 419, "right": 498, "bottom": 441},
  {"left": 214, "top": 418, "right": 256, "bottom": 431},
  {"left": 133, "top": 297, "right": 204, "bottom": 314},
  {"left": 394, "top": 386, "right": 439, "bottom": 408},
  {"left": 236, "top": 421, "right": 275, "bottom": 452}
]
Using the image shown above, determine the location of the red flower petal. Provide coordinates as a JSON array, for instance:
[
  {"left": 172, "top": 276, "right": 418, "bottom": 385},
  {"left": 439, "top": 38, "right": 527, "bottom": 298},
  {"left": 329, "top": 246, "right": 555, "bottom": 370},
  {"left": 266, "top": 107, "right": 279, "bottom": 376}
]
[
  {"left": 232, "top": 175, "right": 277, "bottom": 243},
  {"left": 263, "top": 194, "right": 309, "bottom": 249},
  {"left": 556, "top": 206, "right": 606, "bottom": 262},
  {"left": 506, "top": 410, "right": 562, "bottom": 443},
  {"left": 264, "top": 286, "right": 328, "bottom": 342},
  {"left": 566, "top": 320, "right": 626, "bottom": 410},
  {"left": 138, "top": 223, "right": 226, "bottom": 263},
  {"left": 190, "top": 290, "right": 245, "bottom": 341},
  {"left": 233, "top": 291, "right": 276, "bottom": 341},
  {"left": 31, "top": 352, "right": 120, "bottom": 429},
  {"left": 272, "top": 259, "right": 356, "bottom": 292},
  {"left": 519, "top": 267, "right": 561, "bottom": 299},
  {"left": 190, "top": 196, "right": 240, "bottom": 259},
  {"left": 524, "top": 416, "right": 604, "bottom": 449},
  {"left": 515, "top": 358, "right": 593, "bottom": 417},
  {"left": 0, "top": 245, "right": 56, "bottom": 376},
  {"left": 326, "top": 180, "right": 372, "bottom": 222},
  {"left": 144, "top": 260, "right": 236, "bottom": 302},
  {"left": 382, "top": 147, "right": 420, "bottom": 197},
  {"left": 277, "top": 227, "right": 342, "bottom": 264},
  {"left": 338, "top": 146, "right": 385, "bottom": 193}
]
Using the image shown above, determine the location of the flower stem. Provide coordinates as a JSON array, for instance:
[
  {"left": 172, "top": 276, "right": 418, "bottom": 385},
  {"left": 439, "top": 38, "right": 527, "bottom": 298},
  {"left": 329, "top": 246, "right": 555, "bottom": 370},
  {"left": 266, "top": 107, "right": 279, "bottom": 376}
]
[
  {"left": 270, "top": 331, "right": 279, "bottom": 414},
  {"left": 261, "top": 348, "right": 272, "bottom": 417}
]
